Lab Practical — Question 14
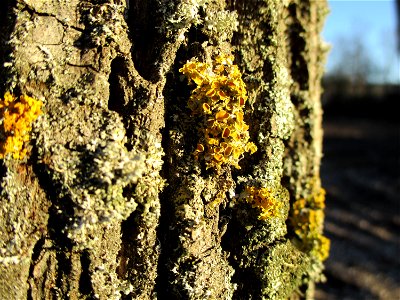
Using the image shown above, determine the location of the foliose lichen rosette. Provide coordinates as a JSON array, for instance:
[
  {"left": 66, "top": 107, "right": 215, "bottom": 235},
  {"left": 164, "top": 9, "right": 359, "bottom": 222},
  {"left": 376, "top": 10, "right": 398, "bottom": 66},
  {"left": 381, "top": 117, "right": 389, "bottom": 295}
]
[
  {"left": 0, "top": 92, "right": 43, "bottom": 160},
  {"left": 180, "top": 54, "right": 257, "bottom": 171}
]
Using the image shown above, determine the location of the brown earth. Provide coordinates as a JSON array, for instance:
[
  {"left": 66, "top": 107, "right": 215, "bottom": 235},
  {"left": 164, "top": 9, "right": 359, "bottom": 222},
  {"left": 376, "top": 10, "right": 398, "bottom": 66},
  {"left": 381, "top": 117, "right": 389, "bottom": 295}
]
[{"left": 315, "top": 117, "right": 400, "bottom": 300}]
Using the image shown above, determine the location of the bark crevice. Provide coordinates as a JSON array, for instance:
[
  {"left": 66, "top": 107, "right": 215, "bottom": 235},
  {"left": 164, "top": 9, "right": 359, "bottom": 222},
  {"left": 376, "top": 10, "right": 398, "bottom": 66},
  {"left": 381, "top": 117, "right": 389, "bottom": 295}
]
[
  {"left": 0, "top": 0, "right": 17, "bottom": 95},
  {"left": 78, "top": 250, "right": 93, "bottom": 297},
  {"left": 127, "top": 0, "right": 163, "bottom": 82}
]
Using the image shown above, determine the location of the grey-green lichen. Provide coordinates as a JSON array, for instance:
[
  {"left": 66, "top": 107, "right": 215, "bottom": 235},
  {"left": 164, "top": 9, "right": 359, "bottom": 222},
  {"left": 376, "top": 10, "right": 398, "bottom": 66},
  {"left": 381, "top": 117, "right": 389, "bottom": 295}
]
[
  {"left": 81, "top": 2, "right": 127, "bottom": 48},
  {"left": 132, "top": 131, "right": 165, "bottom": 209},
  {"left": 168, "top": 174, "right": 235, "bottom": 299},
  {"left": 234, "top": 239, "right": 310, "bottom": 299},
  {"left": 1, "top": 0, "right": 166, "bottom": 299},
  {"left": 4, "top": 0, "right": 149, "bottom": 252},
  {"left": 236, "top": 0, "right": 295, "bottom": 185},
  {"left": 203, "top": 10, "right": 239, "bottom": 44},
  {"left": 35, "top": 110, "right": 146, "bottom": 248},
  {"left": 0, "top": 167, "right": 44, "bottom": 266},
  {"left": 0, "top": 0, "right": 329, "bottom": 298},
  {"left": 0, "top": 157, "right": 50, "bottom": 299},
  {"left": 257, "top": 241, "right": 310, "bottom": 299},
  {"left": 233, "top": 183, "right": 289, "bottom": 247},
  {"left": 4, "top": 0, "right": 146, "bottom": 249},
  {"left": 167, "top": 0, "right": 207, "bottom": 27},
  {"left": 233, "top": 0, "right": 294, "bottom": 234},
  {"left": 165, "top": 0, "right": 239, "bottom": 46},
  {"left": 225, "top": 0, "right": 326, "bottom": 298}
]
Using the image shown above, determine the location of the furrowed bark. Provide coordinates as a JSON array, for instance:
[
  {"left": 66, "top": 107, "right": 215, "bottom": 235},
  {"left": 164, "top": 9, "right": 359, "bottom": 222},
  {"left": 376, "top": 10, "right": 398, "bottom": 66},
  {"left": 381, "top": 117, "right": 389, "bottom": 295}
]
[{"left": 0, "top": 0, "right": 329, "bottom": 299}]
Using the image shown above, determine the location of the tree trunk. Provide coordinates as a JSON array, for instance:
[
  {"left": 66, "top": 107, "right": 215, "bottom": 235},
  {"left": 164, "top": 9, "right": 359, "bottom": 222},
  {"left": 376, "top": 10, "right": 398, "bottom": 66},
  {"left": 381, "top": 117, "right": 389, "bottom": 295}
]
[{"left": 0, "top": 0, "right": 329, "bottom": 299}]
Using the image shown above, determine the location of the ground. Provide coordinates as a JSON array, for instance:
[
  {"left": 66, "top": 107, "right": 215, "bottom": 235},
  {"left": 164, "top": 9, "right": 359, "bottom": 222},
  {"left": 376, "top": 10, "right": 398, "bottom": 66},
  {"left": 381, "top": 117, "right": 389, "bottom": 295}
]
[{"left": 315, "top": 116, "right": 400, "bottom": 299}]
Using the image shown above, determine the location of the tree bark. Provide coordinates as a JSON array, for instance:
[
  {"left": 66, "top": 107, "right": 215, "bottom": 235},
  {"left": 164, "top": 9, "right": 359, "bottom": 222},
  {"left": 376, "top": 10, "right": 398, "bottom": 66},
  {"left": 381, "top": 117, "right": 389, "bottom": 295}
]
[{"left": 0, "top": 0, "right": 329, "bottom": 299}]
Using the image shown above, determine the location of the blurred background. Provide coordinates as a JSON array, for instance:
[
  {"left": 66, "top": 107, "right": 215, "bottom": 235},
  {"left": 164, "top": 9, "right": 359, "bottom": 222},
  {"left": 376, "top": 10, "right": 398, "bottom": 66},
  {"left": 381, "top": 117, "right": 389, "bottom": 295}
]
[{"left": 316, "top": 0, "right": 400, "bottom": 299}]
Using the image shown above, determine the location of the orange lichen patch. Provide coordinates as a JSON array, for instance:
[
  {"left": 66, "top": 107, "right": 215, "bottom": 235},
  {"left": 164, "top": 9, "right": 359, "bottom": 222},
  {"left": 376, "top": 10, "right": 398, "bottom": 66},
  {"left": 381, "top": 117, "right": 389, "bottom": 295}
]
[
  {"left": 313, "top": 234, "right": 330, "bottom": 262},
  {"left": 179, "top": 53, "right": 257, "bottom": 170},
  {"left": 290, "top": 187, "right": 330, "bottom": 261},
  {"left": 243, "top": 186, "right": 282, "bottom": 220},
  {"left": 292, "top": 207, "right": 324, "bottom": 238},
  {"left": 196, "top": 144, "right": 204, "bottom": 152},
  {"left": 215, "top": 110, "right": 229, "bottom": 122},
  {"left": 222, "top": 127, "right": 230, "bottom": 138},
  {"left": 224, "top": 145, "right": 233, "bottom": 156},
  {"left": 245, "top": 142, "right": 257, "bottom": 154},
  {"left": 0, "top": 92, "right": 43, "bottom": 160},
  {"left": 202, "top": 103, "right": 212, "bottom": 114},
  {"left": 313, "top": 188, "right": 326, "bottom": 209}
]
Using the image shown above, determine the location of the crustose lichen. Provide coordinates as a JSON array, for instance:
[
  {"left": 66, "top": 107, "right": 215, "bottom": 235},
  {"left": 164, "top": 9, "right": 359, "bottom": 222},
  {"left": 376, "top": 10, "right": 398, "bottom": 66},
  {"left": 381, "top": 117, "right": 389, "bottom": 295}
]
[
  {"left": 290, "top": 188, "right": 330, "bottom": 261},
  {"left": 0, "top": 92, "right": 43, "bottom": 160},
  {"left": 242, "top": 186, "right": 282, "bottom": 220},
  {"left": 179, "top": 54, "right": 257, "bottom": 171}
]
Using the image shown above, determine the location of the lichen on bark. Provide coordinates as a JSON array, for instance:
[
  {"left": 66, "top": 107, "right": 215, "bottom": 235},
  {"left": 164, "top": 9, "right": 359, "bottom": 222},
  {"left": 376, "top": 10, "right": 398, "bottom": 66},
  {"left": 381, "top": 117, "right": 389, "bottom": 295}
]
[{"left": 0, "top": 0, "right": 329, "bottom": 299}]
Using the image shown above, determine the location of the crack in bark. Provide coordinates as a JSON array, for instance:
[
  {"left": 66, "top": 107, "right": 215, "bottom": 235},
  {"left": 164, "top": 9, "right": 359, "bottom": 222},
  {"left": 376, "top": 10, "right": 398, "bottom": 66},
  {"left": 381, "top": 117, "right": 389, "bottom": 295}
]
[
  {"left": 20, "top": 1, "right": 85, "bottom": 33},
  {"left": 78, "top": 250, "right": 94, "bottom": 297},
  {"left": 26, "top": 237, "right": 46, "bottom": 300}
]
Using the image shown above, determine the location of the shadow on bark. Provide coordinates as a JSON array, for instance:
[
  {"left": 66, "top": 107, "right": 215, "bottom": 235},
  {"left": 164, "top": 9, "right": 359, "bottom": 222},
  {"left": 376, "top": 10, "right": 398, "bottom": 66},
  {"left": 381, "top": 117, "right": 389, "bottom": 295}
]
[{"left": 0, "top": 0, "right": 17, "bottom": 94}]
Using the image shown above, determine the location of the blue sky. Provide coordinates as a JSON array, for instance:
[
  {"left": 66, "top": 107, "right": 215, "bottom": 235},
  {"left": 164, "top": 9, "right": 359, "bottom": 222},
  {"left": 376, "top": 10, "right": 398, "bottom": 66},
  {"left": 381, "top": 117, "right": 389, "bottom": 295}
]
[{"left": 322, "top": 0, "right": 399, "bottom": 83}]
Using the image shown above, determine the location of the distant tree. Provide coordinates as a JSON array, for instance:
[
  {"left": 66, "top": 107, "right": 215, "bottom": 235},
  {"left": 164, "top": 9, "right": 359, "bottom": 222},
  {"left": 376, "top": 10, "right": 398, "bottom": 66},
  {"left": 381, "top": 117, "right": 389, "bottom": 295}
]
[{"left": 328, "top": 35, "right": 376, "bottom": 87}]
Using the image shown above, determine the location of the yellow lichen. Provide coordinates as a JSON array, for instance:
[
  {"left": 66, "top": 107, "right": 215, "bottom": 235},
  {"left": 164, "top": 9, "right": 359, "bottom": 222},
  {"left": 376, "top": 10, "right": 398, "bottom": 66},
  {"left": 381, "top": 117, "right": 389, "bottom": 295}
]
[
  {"left": 179, "top": 53, "right": 257, "bottom": 170},
  {"left": 312, "top": 234, "right": 330, "bottom": 262},
  {"left": 243, "top": 186, "right": 282, "bottom": 220},
  {"left": 290, "top": 188, "right": 330, "bottom": 261},
  {"left": 0, "top": 92, "right": 43, "bottom": 160}
]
